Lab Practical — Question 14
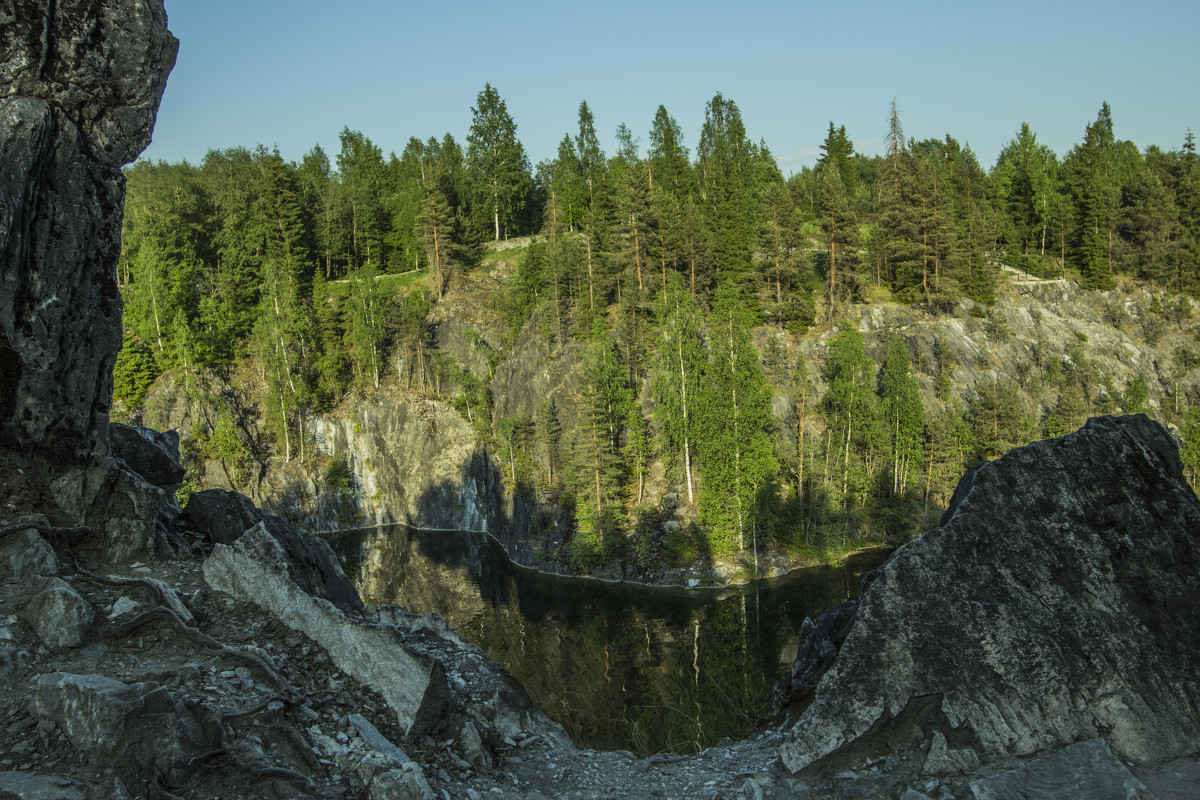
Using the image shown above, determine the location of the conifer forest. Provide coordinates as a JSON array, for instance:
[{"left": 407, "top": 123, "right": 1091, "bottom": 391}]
[{"left": 115, "top": 88, "right": 1200, "bottom": 571}]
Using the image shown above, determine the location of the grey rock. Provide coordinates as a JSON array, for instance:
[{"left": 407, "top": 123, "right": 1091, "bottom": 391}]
[
  {"left": 923, "top": 731, "right": 981, "bottom": 776},
  {"left": 969, "top": 739, "right": 1155, "bottom": 799},
  {"left": 203, "top": 524, "right": 448, "bottom": 737},
  {"left": 780, "top": 415, "right": 1200, "bottom": 773},
  {"left": 901, "top": 791, "right": 935, "bottom": 800},
  {"left": 107, "top": 423, "right": 185, "bottom": 489},
  {"left": 770, "top": 597, "right": 859, "bottom": 714},
  {"left": 32, "top": 672, "right": 208, "bottom": 782},
  {"left": 176, "top": 488, "right": 264, "bottom": 545},
  {"left": 1131, "top": 755, "right": 1200, "bottom": 800},
  {"left": 19, "top": 577, "right": 94, "bottom": 648},
  {"left": 82, "top": 459, "right": 165, "bottom": 562},
  {"left": 457, "top": 720, "right": 492, "bottom": 769},
  {"left": 0, "top": 530, "right": 60, "bottom": 579},
  {"left": 661, "top": 492, "right": 679, "bottom": 510},
  {"left": 0, "top": 771, "right": 88, "bottom": 800},
  {"left": 180, "top": 489, "right": 362, "bottom": 613},
  {"left": 0, "top": 0, "right": 176, "bottom": 512},
  {"left": 366, "top": 767, "right": 435, "bottom": 800},
  {"left": 349, "top": 714, "right": 435, "bottom": 800},
  {"left": 107, "top": 596, "right": 139, "bottom": 619}
]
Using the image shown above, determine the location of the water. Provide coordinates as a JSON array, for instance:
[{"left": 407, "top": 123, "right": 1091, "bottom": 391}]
[{"left": 327, "top": 524, "right": 887, "bottom": 755}]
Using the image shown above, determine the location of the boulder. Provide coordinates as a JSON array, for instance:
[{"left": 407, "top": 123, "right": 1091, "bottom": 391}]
[
  {"left": 107, "top": 423, "right": 185, "bottom": 489},
  {"left": 0, "top": 529, "right": 60, "bottom": 579},
  {"left": 32, "top": 672, "right": 208, "bottom": 783},
  {"left": 19, "top": 577, "right": 94, "bottom": 648},
  {"left": 779, "top": 415, "right": 1200, "bottom": 773},
  {"left": 0, "top": 771, "right": 89, "bottom": 800},
  {"left": 0, "top": 0, "right": 176, "bottom": 518},
  {"left": 968, "top": 739, "right": 1155, "bottom": 800},
  {"left": 179, "top": 489, "right": 362, "bottom": 614},
  {"left": 176, "top": 488, "right": 264, "bottom": 545},
  {"left": 769, "top": 596, "right": 859, "bottom": 714},
  {"left": 203, "top": 524, "right": 448, "bottom": 737}
]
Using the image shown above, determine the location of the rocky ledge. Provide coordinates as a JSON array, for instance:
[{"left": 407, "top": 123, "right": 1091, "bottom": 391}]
[
  {"left": 3, "top": 416, "right": 1198, "bottom": 798},
  {"left": 775, "top": 413, "right": 1200, "bottom": 793}
]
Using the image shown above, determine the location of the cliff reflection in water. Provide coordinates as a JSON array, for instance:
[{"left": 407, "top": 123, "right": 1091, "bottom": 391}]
[{"left": 328, "top": 525, "right": 886, "bottom": 755}]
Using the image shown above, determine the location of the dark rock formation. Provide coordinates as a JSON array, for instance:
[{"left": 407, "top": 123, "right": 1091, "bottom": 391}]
[
  {"left": 0, "top": 0, "right": 176, "bottom": 521},
  {"left": 107, "top": 422, "right": 185, "bottom": 489},
  {"left": 780, "top": 414, "right": 1200, "bottom": 773},
  {"left": 769, "top": 596, "right": 860, "bottom": 716},
  {"left": 32, "top": 671, "right": 209, "bottom": 784},
  {"left": 177, "top": 487, "right": 265, "bottom": 545},
  {"left": 179, "top": 488, "right": 364, "bottom": 614},
  {"left": 203, "top": 524, "right": 448, "bottom": 738}
]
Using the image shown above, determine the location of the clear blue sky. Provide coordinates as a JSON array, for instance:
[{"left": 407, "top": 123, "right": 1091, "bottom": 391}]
[{"left": 141, "top": 0, "right": 1199, "bottom": 175}]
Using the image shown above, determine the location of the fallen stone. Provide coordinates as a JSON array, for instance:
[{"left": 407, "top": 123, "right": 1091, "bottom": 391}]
[
  {"left": 176, "top": 488, "right": 264, "bottom": 545},
  {"left": 0, "top": 771, "right": 89, "bottom": 800},
  {"left": 31, "top": 672, "right": 208, "bottom": 782},
  {"left": 923, "top": 731, "right": 981, "bottom": 776},
  {"left": 770, "top": 597, "right": 859, "bottom": 714},
  {"left": 107, "top": 596, "right": 140, "bottom": 619},
  {"left": 0, "top": 530, "right": 60, "bottom": 579},
  {"left": 107, "top": 424, "right": 185, "bottom": 489},
  {"left": 969, "top": 739, "right": 1156, "bottom": 800},
  {"left": 780, "top": 416, "right": 1200, "bottom": 772},
  {"left": 19, "top": 578, "right": 94, "bottom": 648},
  {"left": 180, "top": 490, "right": 362, "bottom": 613},
  {"left": 458, "top": 720, "right": 492, "bottom": 769},
  {"left": 203, "top": 524, "right": 447, "bottom": 737}
]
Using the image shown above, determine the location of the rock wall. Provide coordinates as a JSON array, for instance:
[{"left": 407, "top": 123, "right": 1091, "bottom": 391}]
[
  {"left": 0, "top": 0, "right": 176, "bottom": 521},
  {"left": 779, "top": 414, "right": 1200, "bottom": 773},
  {"left": 311, "top": 392, "right": 505, "bottom": 534}
]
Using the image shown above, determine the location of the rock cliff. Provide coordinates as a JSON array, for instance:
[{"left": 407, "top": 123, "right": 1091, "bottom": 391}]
[
  {"left": 0, "top": 0, "right": 176, "bottom": 530},
  {"left": 778, "top": 414, "right": 1200, "bottom": 774}
]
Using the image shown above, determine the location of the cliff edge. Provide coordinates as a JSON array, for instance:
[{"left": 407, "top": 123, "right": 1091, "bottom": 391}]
[{"left": 780, "top": 414, "right": 1200, "bottom": 775}]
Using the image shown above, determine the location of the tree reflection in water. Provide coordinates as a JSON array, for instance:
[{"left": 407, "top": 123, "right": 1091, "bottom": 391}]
[{"left": 327, "top": 525, "right": 886, "bottom": 755}]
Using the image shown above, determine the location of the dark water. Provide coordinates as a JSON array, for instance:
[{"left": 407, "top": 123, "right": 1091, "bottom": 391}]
[{"left": 327, "top": 525, "right": 887, "bottom": 755}]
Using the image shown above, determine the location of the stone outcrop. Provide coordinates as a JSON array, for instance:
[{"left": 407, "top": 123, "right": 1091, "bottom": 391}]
[
  {"left": 107, "top": 422, "right": 185, "bottom": 489},
  {"left": 0, "top": 0, "right": 176, "bottom": 523},
  {"left": 32, "top": 671, "right": 209, "bottom": 784},
  {"left": 311, "top": 394, "right": 505, "bottom": 534},
  {"left": 203, "top": 524, "right": 449, "bottom": 737},
  {"left": 779, "top": 414, "right": 1200, "bottom": 773},
  {"left": 179, "top": 488, "right": 364, "bottom": 613}
]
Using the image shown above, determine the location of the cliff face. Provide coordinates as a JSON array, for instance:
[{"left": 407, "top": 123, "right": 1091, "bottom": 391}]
[
  {"left": 778, "top": 414, "right": 1200, "bottom": 773},
  {"left": 310, "top": 392, "right": 505, "bottom": 535},
  {"left": 0, "top": 0, "right": 176, "bottom": 524}
]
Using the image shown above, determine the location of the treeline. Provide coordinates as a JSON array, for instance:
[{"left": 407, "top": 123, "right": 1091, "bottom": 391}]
[{"left": 114, "top": 86, "right": 1200, "bottom": 566}]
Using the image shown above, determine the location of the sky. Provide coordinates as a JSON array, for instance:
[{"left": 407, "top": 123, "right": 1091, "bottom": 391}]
[{"left": 141, "top": 0, "right": 1200, "bottom": 176}]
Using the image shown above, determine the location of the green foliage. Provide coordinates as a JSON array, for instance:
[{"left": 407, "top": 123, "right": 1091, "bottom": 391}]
[
  {"left": 112, "top": 331, "right": 160, "bottom": 410},
  {"left": 695, "top": 283, "right": 778, "bottom": 555}
]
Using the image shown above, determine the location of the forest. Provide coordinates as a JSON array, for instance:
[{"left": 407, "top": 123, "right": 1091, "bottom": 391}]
[{"left": 114, "top": 86, "right": 1200, "bottom": 569}]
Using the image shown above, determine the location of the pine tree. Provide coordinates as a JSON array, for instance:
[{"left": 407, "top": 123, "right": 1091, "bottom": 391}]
[
  {"left": 696, "top": 283, "right": 777, "bottom": 556},
  {"left": 818, "top": 164, "right": 856, "bottom": 324},
  {"left": 466, "top": 84, "right": 532, "bottom": 242}
]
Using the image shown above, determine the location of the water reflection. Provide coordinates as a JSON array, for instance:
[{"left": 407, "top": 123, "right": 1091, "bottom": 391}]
[{"left": 327, "top": 525, "right": 887, "bottom": 755}]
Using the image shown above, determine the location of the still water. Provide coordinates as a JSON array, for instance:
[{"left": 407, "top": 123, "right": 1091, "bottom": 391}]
[{"left": 327, "top": 525, "right": 887, "bottom": 755}]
